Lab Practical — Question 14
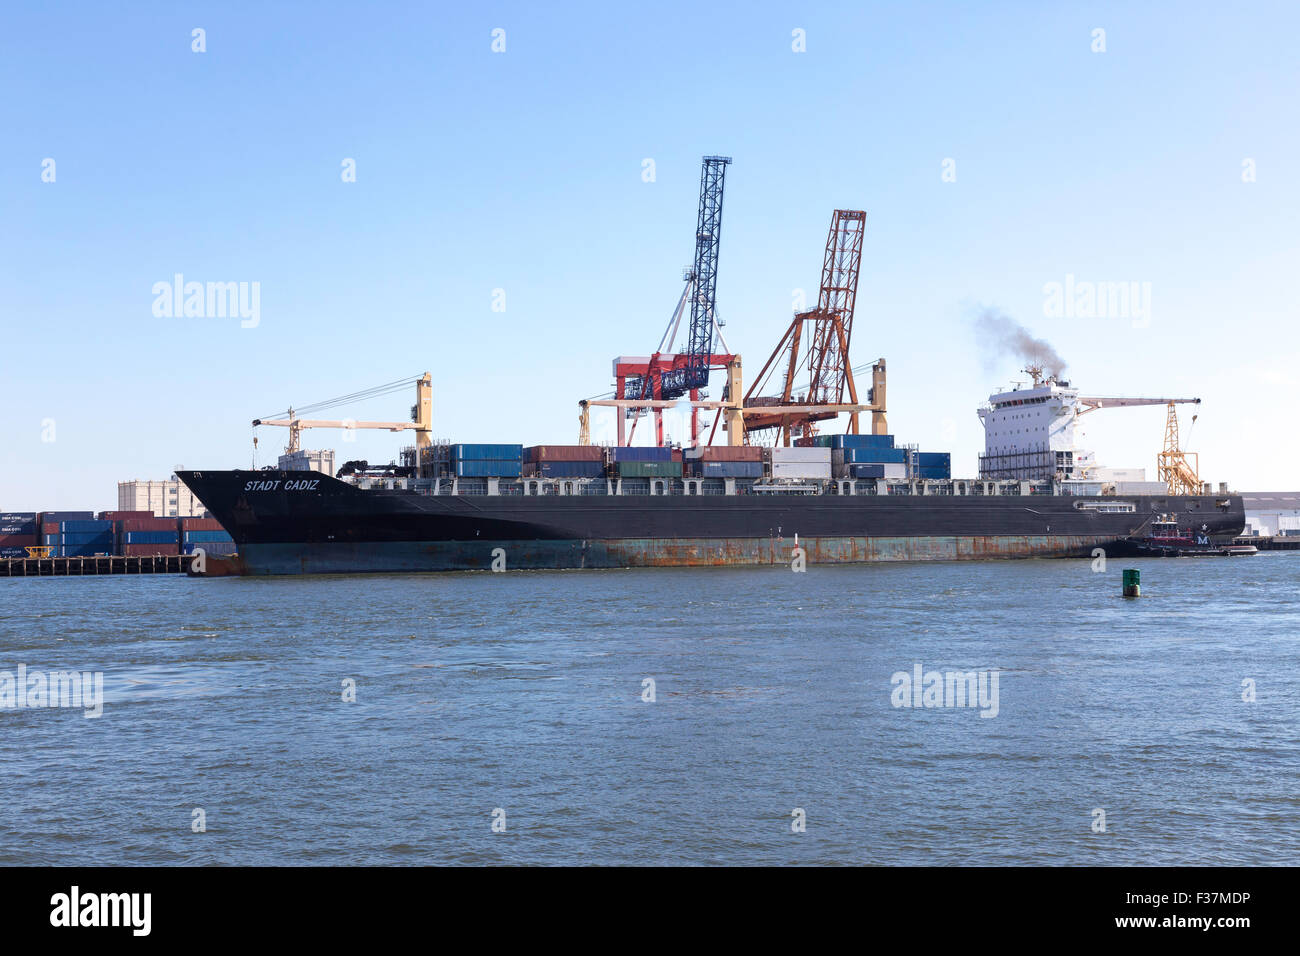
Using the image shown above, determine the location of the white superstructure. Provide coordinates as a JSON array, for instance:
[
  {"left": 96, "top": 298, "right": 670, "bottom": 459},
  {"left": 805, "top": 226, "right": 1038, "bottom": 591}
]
[
  {"left": 976, "top": 369, "right": 1199, "bottom": 483},
  {"left": 977, "top": 376, "right": 1094, "bottom": 480}
]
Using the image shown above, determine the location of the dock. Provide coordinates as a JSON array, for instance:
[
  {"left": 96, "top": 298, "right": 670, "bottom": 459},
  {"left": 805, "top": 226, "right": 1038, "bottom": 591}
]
[
  {"left": 0, "top": 554, "right": 193, "bottom": 577},
  {"left": 1233, "top": 536, "right": 1300, "bottom": 551}
]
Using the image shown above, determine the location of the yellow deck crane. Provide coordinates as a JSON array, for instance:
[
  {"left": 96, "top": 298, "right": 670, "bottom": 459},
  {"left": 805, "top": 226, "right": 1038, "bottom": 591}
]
[
  {"left": 252, "top": 373, "right": 433, "bottom": 455},
  {"left": 1074, "top": 393, "right": 1202, "bottom": 493},
  {"left": 1157, "top": 401, "right": 1201, "bottom": 495}
]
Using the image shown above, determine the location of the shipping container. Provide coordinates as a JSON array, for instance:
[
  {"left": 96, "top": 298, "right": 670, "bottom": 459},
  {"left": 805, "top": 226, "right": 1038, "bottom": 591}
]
[
  {"left": 122, "top": 544, "right": 181, "bottom": 557},
  {"left": 830, "top": 434, "right": 895, "bottom": 450},
  {"left": 524, "top": 445, "right": 605, "bottom": 462},
  {"left": 770, "top": 462, "right": 832, "bottom": 479},
  {"left": 121, "top": 518, "right": 180, "bottom": 532},
  {"left": 182, "top": 530, "right": 234, "bottom": 543},
  {"left": 532, "top": 461, "right": 606, "bottom": 478},
  {"left": 848, "top": 463, "right": 886, "bottom": 479},
  {"left": 98, "top": 510, "right": 155, "bottom": 520},
  {"left": 179, "top": 518, "right": 225, "bottom": 531},
  {"left": 616, "top": 461, "right": 683, "bottom": 478},
  {"left": 689, "top": 446, "right": 764, "bottom": 462},
  {"left": 0, "top": 534, "right": 37, "bottom": 547},
  {"left": 700, "top": 461, "right": 764, "bottom": 478},
  {"left": 182, "top": 541, "right": 236, "bottom": 556},
  {"left": 0, "top": 547, "right": 31, "bottom": 559},
  {"left": 39, "top": 511, "right": 94, "bottom": 524},
  {"left": 0, "top": 513, "right": 38, "bottom": 535},
  {"left": 58, "top": 520, "right": 114, "bottom": 534},
  {"left": 454, "top": 460, "right": 523, "bottom": 478},
  {"left": 452, "top": 443, "right": 523, "bottom": 461},
  {"left": 123, "top": 531, "right": 180, "bottom": 545},
  {"left": 832, "top": 447, "right": 904, "bottom": 465},
  {"left": 610, "top": 446, "right": 674, "bottom": 462},
  {"left": 770, "top": 446, "right": 833, "bottom": 463}
]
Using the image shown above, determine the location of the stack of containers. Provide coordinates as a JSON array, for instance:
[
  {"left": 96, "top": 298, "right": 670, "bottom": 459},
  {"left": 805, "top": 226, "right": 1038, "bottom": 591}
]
[
  {"left": 0, "top": 512, "right": 38, "bottom": 558},
  {"left": 119, "top": 517, "right": 181, "bottom": 556},
  {"left": 523, "top": 445, "right": 606, "bottom": 479},
  {"left": 180, "top": 518, "right": 234, "bottom": 556},
  {"left": 684, "top": 446, "right": 764, "bottom": 479},
  {"left": 770, "top": 446, "right": 832, "bottom": 480},
  {"left": 452, "top": 444, "right": 523, "bottom": 478},
  {"left": 47, "top": 519, "right": 115, "bottom": 557},
  {"left": 612, "top": 446, "right": 682, "bottom": 479},
  {"left": 915, "top": 452, "right": 951, "bottom": 481},
  {"left": 828, "top": 434, "right": 908, "bottom": 481}
]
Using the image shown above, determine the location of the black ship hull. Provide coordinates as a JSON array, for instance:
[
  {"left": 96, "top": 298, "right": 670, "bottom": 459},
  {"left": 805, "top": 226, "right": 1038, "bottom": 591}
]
[{"left": 176, "top": 470, "right": 1247, "bottom": 575}]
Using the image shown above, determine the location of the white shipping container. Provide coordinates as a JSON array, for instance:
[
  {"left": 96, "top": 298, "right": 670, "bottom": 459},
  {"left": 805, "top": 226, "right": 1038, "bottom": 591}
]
[
  {"left": 882, "top": 464, "right": 907, "bottom": 480},
  {"left": 770, "top": 447, "right": 832, "bottom": 462},
  {"left": 771, "top": 463, "right": 832, "bottom": 479}
]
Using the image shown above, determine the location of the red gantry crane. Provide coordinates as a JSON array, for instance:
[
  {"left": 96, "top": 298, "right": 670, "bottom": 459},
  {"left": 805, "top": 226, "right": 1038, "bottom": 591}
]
[{"left": 742, "top": 209, "right": 885, "bottom": 446}]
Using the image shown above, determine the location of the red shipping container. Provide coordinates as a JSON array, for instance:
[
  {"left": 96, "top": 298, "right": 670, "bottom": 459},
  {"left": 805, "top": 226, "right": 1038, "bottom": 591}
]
[
  {"left": 180, "top": 518, "right": 223, "bottom": 531},
  {"left": 525, "top": 445, "right": 605, "bottom": 462},
  {"left": 699, "top": 446, "right": 764, "bottom": 462},
  {"left": 122, "top": 544, "right": 180, "bottom": 556},
  {"left": 41, "top": 523, "right": 58, "bottom": 534},
  {"left": 121, "top": 518, "right": 181, "bottom": 532},
  {"left": 100, "top": 510, "right": 155, "bottom": 520},
  {"left": 0, "top": 534, "right": 38, "bottom": 546}
]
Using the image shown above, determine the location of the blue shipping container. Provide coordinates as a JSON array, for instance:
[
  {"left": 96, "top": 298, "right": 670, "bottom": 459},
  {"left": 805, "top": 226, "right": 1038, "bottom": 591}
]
[
  {"left": 610, "top": 446, "right": 674, "bottom": 462},
  {"left": 60, "top": 520, "right": 115, "bottom": 533},
  {"left": 917, "top": 452, "right": 951, "bottom": 466},
  {"left": 182, "top": 530, "right": 234, "bottom": 543},
  {"left": 452, "top": 444, "right": 523, "bottom": 461},
  {"left": 701, "top": 461, "right": 764, "bottom": 478},
  {"left": 849, "top": 464, "right": 886, "bottom": 479},
  {"left": 830, "top": 434, "right": 895, "bottom": 450},
  {"left": 184, "top": 541, "right": 236, "bottom": 555},
  {"left": 124, "top": 531, "right": 179, "bottom": 544},
  {"left": 0, "top": 547, "right": 30, "bottom": 558},
  {"left": 841, "top": 448, "right": 907, "bottom": 464},
  {"left": 40, "top": 512, "right": 94, "bottom": 523},
  {"left": 454, "top": 461, "right": 523, "bottom": 478}
]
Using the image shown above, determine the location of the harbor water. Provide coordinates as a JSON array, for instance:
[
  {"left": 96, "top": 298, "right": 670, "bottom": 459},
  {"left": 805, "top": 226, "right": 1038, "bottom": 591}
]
[{"left": 1, "top": 554, "right": 1297, "bottom": 865}]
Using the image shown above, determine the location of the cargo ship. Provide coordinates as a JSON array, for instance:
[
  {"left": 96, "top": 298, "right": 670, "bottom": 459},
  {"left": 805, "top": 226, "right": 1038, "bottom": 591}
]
[
  {"left": 177, "top": 375, "right": 1245, "bottom": 575},
  {"left": 175, "top": 342, "right": 1246, "bottom": 575}
]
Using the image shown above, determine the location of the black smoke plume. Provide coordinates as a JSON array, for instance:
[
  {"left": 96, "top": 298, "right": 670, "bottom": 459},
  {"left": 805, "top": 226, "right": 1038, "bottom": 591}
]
[{"left": 975, "top": 308, "right": 1067, "bottom": 378}]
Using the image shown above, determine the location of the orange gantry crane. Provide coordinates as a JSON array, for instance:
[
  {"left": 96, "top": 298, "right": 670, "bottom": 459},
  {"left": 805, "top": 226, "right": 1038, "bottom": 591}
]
[{"left": 741, "top": 209, "right": 885, "bottom": 445}]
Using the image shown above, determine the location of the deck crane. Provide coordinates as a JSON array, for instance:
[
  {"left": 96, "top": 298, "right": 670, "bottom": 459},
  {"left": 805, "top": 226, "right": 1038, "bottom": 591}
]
[
  {"left": 742, "top": 209, "right": 884, "bottom": 446},
  {"left": 611, "top": 156, "right": 734, "bottom": 447},
  {"left": 1157, "top": 402, "right": 1201, "bottom": 495},
  {"left": 252, "top": 373, "right": 433, "bottom": 458}
]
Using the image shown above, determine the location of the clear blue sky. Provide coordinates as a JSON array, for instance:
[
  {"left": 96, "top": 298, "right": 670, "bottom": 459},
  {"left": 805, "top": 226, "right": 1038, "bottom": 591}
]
[{"left": 2, "top": 1, "right": 1296, "bottom": 509}]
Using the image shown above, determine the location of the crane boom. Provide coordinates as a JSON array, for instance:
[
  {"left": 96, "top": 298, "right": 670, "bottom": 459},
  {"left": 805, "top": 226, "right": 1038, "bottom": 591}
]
[
  {"left": 658, "top": 156, "right": 731, "bottom": 398},
  {"left": 253, "top": 373, "right": 432, "bottom": 453},
  {"left": 1077, "top": 396, "right": 1199, "bottom": 415}
]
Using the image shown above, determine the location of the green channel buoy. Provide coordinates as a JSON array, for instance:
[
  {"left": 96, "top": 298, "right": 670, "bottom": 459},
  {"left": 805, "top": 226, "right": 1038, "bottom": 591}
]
[{"left": 1122, "top": 568, "right": 1141, "bottom": 598}]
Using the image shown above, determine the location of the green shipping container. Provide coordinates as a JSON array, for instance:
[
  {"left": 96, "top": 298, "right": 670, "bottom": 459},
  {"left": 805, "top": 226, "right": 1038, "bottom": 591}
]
[{"left": 617, "top": 461, "right": 683, "bottom": 478}]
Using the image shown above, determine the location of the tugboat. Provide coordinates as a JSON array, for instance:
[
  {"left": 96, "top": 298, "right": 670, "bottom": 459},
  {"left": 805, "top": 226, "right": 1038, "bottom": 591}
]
[{"left": 1135, "top": 516, "right": 1257, "bottom": 557}]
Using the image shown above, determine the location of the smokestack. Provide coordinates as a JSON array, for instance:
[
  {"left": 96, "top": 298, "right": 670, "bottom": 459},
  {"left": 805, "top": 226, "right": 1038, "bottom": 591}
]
[{"left": 975, "top": 308, "right": 1067, "bottom": 379}]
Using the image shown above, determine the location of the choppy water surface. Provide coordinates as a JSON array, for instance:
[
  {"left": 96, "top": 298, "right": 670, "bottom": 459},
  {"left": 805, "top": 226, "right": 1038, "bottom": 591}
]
[{"left": 2, "top": 554, "right": 1297, "bottom": 865}]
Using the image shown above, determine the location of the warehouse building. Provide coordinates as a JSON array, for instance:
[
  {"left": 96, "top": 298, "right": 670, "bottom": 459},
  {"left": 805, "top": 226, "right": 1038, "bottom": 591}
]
[
  {"left": 117, "top": 477, "right": 206, "bottom": 518},
  {"left": 1241, "top": 493, "right": 1300, "bottom": 537}
]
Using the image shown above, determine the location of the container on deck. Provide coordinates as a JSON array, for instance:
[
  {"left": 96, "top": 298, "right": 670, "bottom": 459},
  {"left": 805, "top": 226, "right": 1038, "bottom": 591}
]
[
  {"left": 524, "top": 445, "right": 605, "bottom": 462},
  {"left": 452, "top": 444, "right": 523, "bottom": 462},
  {"left": 611, "top": 446, "right": 674, "bottom": 463},
  {"left": 616, "top": 461, "right": 683, "bottom": 478}
]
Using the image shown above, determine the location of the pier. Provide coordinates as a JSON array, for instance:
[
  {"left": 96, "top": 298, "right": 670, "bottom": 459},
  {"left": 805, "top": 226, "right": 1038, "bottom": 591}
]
[
  {"left": 0, "top": 554, "right": 193, "bottom": 577},
  {"left": 1233, "top": 536, "right": 1300, "bottom": 551}
]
